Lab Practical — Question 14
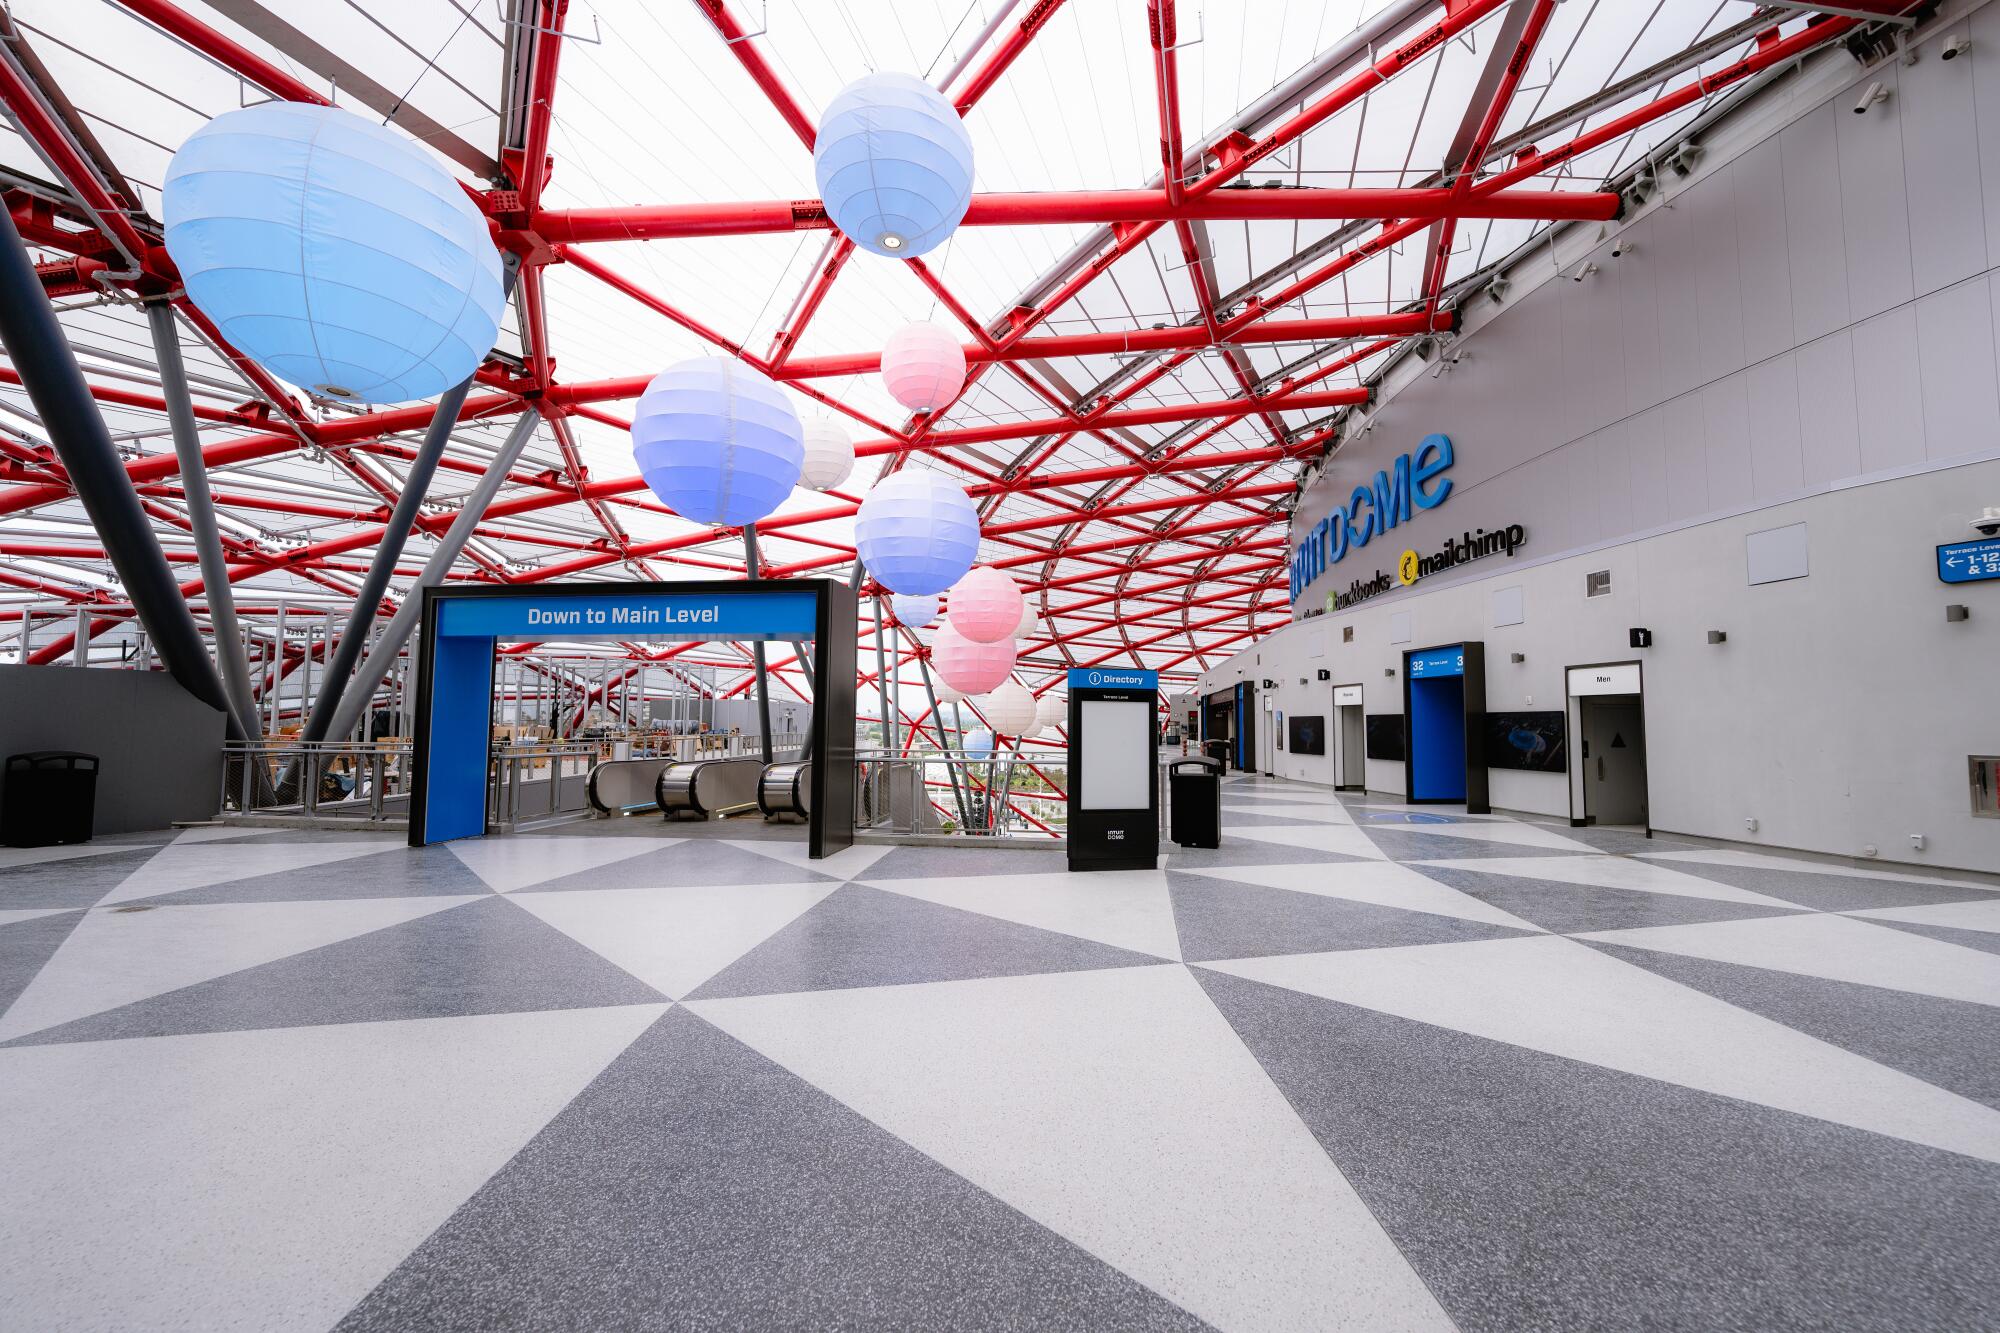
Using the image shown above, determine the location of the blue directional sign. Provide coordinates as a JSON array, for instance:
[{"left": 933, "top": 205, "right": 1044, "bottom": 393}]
[
  {"left": 1406, "top": 646, "right": 1465, "bottom": 678},
  {"left": 1068, "top": 668, "right": 1159, "bottom": 691},
  {"left": 1937, "top": 538, "right": 2000, "bottom": 585}
]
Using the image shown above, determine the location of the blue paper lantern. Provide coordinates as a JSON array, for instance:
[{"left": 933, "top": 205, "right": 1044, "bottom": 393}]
[
  {"left": 814, "top": 72, "right": 975, "bottom": 258},
  {"left": 631, "top": 357, "right": 805, "bottom": 527},
  {"left": 891, "top": 593, "right": 939, "bottom": 628},
  {"left": 963, "top": 729, "right": 995, "bottom": 759},
  {"left": 163, "top": 103, "right": 505, "bottom": 405},
  {"left": 855, "top": 470, "right": 980, "bottom": 596}
]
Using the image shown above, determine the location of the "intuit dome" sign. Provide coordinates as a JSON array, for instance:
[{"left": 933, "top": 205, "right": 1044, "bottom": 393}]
[{"left": 1289, "top": 433, "right": 1455, "bottom": 601}]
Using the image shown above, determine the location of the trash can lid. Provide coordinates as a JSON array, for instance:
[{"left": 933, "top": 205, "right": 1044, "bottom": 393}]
[
  {"left": 6, "top": 750, "right": 99, "bottom": 767},
  {"left": 1170, "top": 757, "right": 1222, "bottom": 774}
]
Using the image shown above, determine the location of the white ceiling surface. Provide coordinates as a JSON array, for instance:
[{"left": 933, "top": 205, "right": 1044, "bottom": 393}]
[{"left": 0, "top": 0, "right": 1805, "bottom": 684}]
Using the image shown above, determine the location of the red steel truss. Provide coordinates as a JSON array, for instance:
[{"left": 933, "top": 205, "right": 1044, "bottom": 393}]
[{"left": 0, "top": 0, "right": 1890, "bottom": 714}]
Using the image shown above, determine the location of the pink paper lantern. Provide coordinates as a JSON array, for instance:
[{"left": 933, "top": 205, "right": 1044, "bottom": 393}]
[
  {"left": 881, "top": 321, "right": 966, "bottom": 413},
  {"left": 930, "top": 621, "right": 1016, "bottom": 695},
  {"left": 947, "top": 565, "right": 1021, "bottom": 644}
]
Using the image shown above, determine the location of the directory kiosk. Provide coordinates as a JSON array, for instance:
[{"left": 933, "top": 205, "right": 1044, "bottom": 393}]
[{"left": 1066, "top": 667, "right": 1159, "bottom": 872}]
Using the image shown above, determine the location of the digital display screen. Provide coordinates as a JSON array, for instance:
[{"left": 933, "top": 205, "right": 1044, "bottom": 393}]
[
  {"left": 1288, "top": 715, "right": 1326, "bottom": 755},
  {"left": 1079, "top": 700, "right": 1151, "bottom": 810},
  {"left": 1485, "top": 711, "right": 1567, "bottom": 772},
  {"left": 1365, "top": 714, "right": 1405, "bottom": 761}
]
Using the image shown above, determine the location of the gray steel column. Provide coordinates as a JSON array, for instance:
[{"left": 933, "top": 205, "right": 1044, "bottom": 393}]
[
  {"left": 71, "top": 605, "right": 88, "bottom": 667},
  {"left": 912, "top": 638, "right": 971, "bottom": 827},
  {"left": 268, "top": 600, "right": 288, "bottom": 734},
  {"left": 145, "top": 301, "right": 261, "bottom": 741},
  {"left": 0, "top": 205, "right": 228, "bottom": 713},
  {"left": 319, "top": 409, "right": 541, "bottom": 746},
  {"left": 300, "top": 257, "right": 520, "bottom": 745},
  {"left": 742, "top": 524, "right": 774, "bottom": 765}
]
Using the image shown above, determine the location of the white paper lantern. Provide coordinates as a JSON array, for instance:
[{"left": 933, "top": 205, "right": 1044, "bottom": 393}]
[
  {"left": 163, "top": 103, "right": 506, "bottom": 405},
  {"left": 931, "top": 620, "right": 1016, "bottom": 694},
  {"left": 948, "top": 565, "right": 1022, "bottom": 644},
  {"left": 1013, "top": 600, "right": 1041, "bottom": 643},
  {"left": 881, "top": 322, "right": 967, "bottom": 412},
  {"left": 631, "top": 357, "right": 804, "bottom": 526},
  {"left": 798, "top": 416, "right": 855, "bottom": 491},
  {"left": 891, "top": 592, "right": 939, "bottom": 629},
  {"left": 1035, "top": 693, "right": 1066, "bottom": 735},
  {"left": 932, "top": 678, "right": 964, "bottom": 707},
  {"left": 855, "top": 469, "right": 981, "bottom": 595},
  {"left": 980, "top": 679, "right": 1038, "bottom": 736},
  {"left": 813, "top": 72, "right": 975, "bottom": 258}
]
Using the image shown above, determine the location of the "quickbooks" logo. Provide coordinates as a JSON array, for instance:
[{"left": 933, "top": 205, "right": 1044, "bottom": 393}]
[{"left": 1290, "top": 433, "right": 1454, "bottom": 601}]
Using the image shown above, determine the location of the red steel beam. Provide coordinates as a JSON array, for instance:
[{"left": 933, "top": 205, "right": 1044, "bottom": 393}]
[{"left": 534, "top": 185, "right": 1621, "bottom": 244}]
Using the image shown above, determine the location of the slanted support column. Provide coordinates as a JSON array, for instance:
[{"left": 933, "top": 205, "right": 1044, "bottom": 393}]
[
  {"left": 742, "top": 524, "right": 774, "bottom": 766},
  {"left": 0, "top": 205, "right": 231, "bottom": 715}
]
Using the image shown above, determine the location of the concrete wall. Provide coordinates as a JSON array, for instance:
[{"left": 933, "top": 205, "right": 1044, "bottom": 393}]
[
  {"left": 0, "top": 665, "right": 225, "bottom": 836},
  {"left": 1207, "top": 8, "right": 2000, "bottom": 874}
]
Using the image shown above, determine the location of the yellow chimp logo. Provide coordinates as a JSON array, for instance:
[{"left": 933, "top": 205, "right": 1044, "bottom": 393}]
[{"left": 1397, "top": 549, "right": 1420, "bottom": 586}]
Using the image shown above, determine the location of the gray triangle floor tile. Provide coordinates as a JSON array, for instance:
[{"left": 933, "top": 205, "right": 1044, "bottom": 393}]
[
  {"left": 6, "top": 896, "right": 667, "bottom": 1046},
  {"left": 1167, "top": 871, "right": 1533, "bottom": 963},
  {"left": 859, "top": 845, "right": 1072, "bottom": 881},
  {"left": 1193, "top": 966, "right": 2000, "bottom": 1333},
  {"left": 0, "top": 908, "right": 85, "bottom": 1019},
  {"left": 1550, "top": 826, "right": 1704, "bottom": 855},
  {"left": 1587, "top": 941, "right": 2000, "bottom": 1112},
  {"left": 0, "top": 848, "right": 166, "bottom": 909},
  {"left": 334, "top": 1008, "right": 1206, "bottom": 1333},
  {"left": 1411, "top": 863, "right": 1808, "bottom": 935},
  {"left": 687, "top": 884, "right": 1163, "bottom": 1000},
  {"left": 524, "top": 841, "right": 839, "bottom": 893},
  {"left": 1655, "top": 862, "right": 2000, "bottom": 914},
  {"left": 1866, "top": 918, "right": 2000, "bottom": 957},
  {"left": 114, "top": 846, "right": 496, "bottom": 906},
  {"left": 1160, "top": 842, "right": 1374, "bottom": 872},
  {"left": 1360, "top": 828, "right": 1597, "bottom": 862}
]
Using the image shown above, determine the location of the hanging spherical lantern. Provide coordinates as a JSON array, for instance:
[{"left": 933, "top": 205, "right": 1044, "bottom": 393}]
[
  {"left": 813, "top": 72, "right": 975, "bottom": 258},
  {"left": 947, "top": 565, "right": 1022, "bottom": 644},
  {"left": 930, "top": 621, "right": 1016, "bottom": 694},
  {"left": 891, "top": 592, "right": 939, "bottom": 629},
  {"left": 1035, "top": 693, "right": 1066, "bottom": 735},
  {"left": 1013, "top": 600, "right": 1042, "bottom": 643},
  {"left": 980, "top": 679, "right": 1038, "bottom": 736},
  {"left": 630, "top": 357, "right": 804, "bottom": 526},
  {"left": 162, "top": 102, "right": 507, "bottom": 405},
  {"left": 881, "top": 322, "right": 967, "bottom": 413},
  {"left": 932, "top": 678, "right": 965, "bottom": 707},
  {"left": 963, "top": 729, "right": 995, "bottom": 759},
  {"left": 798, "top": 416, "right": 855, "bottom": 491},
  {"left": 855, "top": 469, "right": 980, "bottom": 595}
]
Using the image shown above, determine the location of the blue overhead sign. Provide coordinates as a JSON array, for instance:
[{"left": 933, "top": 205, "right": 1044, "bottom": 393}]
[
  {"left": 435, "top": 590, "right": 818, "bottom": 640},
  {"left": 1069, "top": 668, "right": 1159, "bottom": 691},
  {"left": 1937, "top": 538, "right": 2000, "bottom": 585},
  {"left": 1407, "top": 645, "right": 1466, "bottom": 678}
]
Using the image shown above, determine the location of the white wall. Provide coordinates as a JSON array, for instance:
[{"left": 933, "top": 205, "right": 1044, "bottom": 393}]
[{"left": 1207, "top": 7, "right": 2000, "bottom": 874}]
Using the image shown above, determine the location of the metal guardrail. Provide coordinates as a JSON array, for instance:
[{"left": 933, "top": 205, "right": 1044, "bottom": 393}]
[
  {"left": 221, "top": 740, "right": 413, "bottom": 825},
  {"left": 852, "top": 748, "right": 1070, "bottom": 840},
  {"left": 487, "top": 743, "right": 600, "bottom": 830}
]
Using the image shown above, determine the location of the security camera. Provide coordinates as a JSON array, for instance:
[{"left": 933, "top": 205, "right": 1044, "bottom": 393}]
[
  {"left": 1486, "top": 276, "right": 1511, "bottom": 303},
  {"left": 1571, "top": 262, "right": 1598, "bottom": 283},
  {"left": 1610, "top": 238, "right": 1635, "bottom": 259},
  {"left": 1972, "top": 507, "right": 2000, "bottom": 536},
  {"left": 1855, "top": 81, "right": 1890, "bottom": 114},
  {"left": 1942, "top": 34, "right": 1970, "bottom": 61}
]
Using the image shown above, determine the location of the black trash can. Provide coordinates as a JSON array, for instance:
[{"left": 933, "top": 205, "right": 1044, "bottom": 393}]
[
  {"left": 2, "top": 751, "right": 99, "bottom": 848},
  {"left": 1202, "top": 738, "right": 1231, "bottom": 771},
  {"left": 1169, "top": 756, "right": 1222, "bottom": 849}
]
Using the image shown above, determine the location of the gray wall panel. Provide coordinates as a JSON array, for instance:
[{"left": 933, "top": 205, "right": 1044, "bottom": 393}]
[
  {"left": 1851, "top": 304, "right": 1926, "bottom": 473},
  {"left": 1793, "top": 330, "right": 1863, "bottom": 488},
  {"left": 1899, "top": 26, "right": 1986, "bottom": 296},
  {"left": 1836, "top": 63, "right": 1916, "bottom": 322},
  {"left": 1690, "top": 169, "right": 1749, "bottom": 385},
  {"left": 1914, "top": 279, "right": 2000, "bottom": 461},
  {"left": 1732, "top": 138, "right": 1797, "bottom": 363},
  {"left": 1699, "top": 373, "right": 1753, "bottom": 511},
  {"left": 1744, "top": 353, "right": 1805, "bottom": 500},
  {"left": 1780, "top": 104, "right": 1851, "bottom": 343}
]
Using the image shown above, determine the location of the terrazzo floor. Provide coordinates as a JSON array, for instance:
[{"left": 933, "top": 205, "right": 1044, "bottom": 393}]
[{"left": 2, "top": 776, "right": 1997, "bottom": 1330}]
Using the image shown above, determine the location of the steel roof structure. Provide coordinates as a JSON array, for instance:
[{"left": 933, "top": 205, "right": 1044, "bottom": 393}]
[{"left": 0, "top": 0, "right": 1918, "bottom": 739}]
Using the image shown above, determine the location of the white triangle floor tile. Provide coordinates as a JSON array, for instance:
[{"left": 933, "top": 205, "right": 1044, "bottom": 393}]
[
  {"left": 1370, "top": 819, "right": 1600, "bottom": 853},
  {"left": 1178, "top": 861, "right": 1545, "bottom": 934},
  {"left": 0, "top": 896, "right": 481, "bottom": 1042},
  {"left": 1222, "top": 802, "right": 1355, "bottom": 825},
  {"left": 1226, "top": 824, "right": 1388, "bottom": 860},
  {"left": 98, "top": 836, "right": 408, "bottom": 907},
  {"left": 689, "top": 966, "right": 1452, "bottom": 1332},
  {"left": 1641, "top": 848, "right": 1996, "bottom": 889},
  {"left": 510, "top": 880, "right": 838, "bottom": 998},
  {"left": 720, "top": 839, "right": 894, "bottom": 881},
  {"left": 863, "top": 869, "right": 1183, "bottom": 960},
  {"left": 1203, "top": 936, "right": 2000, "bottom": 1166},
  {"left": 446, "top": 835, "right": 677, "bottom": 893},
  {"left": 1849, "top": 898, "right": 2000, "bottom": 935},
  {"left": 0, "top": 842, "right": 145, "bottom": 871},
  {"left": 1579, "top": 914, "right": 2000, "bottom": 1008},
  {"left": 171, "top": 826, "right": 283, "bottom": 845},
  {"left": 1409, "top": 855, "right": 1797, "bottom": 908},
  {"left": 0, "top": 1003, "right": 665, "bottom": 1331}
]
